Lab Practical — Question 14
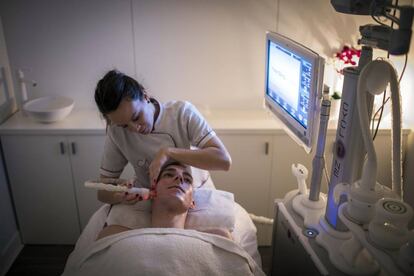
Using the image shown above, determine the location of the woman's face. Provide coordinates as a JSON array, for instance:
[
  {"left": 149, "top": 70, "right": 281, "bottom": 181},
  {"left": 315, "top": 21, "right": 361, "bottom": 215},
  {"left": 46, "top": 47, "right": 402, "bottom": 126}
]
[
  {"left": 154, "top": 164, "right": 195, "bottom": 210},
  {"left": 106, "top": 98, "right": 154, "bottom": 134}
]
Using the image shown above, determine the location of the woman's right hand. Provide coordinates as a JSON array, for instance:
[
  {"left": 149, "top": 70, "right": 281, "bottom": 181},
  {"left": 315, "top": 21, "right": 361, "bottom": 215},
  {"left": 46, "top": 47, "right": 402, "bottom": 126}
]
[{"left": 116, "top": 179, "right": 146, "bottom": 204}]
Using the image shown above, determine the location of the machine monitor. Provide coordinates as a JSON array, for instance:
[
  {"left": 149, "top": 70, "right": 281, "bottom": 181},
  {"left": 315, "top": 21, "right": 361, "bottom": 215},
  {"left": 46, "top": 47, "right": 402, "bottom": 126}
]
[{"left": 264, "top": 32, "right": 325, "bottom": 153}]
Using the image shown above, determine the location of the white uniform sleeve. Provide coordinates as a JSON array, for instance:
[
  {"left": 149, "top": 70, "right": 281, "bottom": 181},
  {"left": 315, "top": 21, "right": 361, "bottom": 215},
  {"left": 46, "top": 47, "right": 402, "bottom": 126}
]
[
  {"left": 182, "top": 102, "right": 216, "bottom": 148},
  {"left": 100, "top": 130, "right": 128, "bottom": 178}
]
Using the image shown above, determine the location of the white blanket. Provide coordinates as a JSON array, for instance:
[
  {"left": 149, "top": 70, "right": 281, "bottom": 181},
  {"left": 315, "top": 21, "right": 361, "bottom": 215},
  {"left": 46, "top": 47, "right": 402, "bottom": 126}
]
[
  {"left": 67, "top": 203, "right": 262, "bottom": 267},
  {"left": 63, "top": 228, "right": 265, "bottom": 276}
]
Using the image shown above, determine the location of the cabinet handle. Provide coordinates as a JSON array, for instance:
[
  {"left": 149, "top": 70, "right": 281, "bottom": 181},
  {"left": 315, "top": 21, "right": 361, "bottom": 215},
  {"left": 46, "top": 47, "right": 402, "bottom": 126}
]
[
  {"left": 71, "top": 142, "right": 76, "bottom": 155},
  {"left": 265, "top": 142, "right": 269, "bottom": 155},
  {"left": 60, "top": 142, "right": 65, "bottom": 155}
]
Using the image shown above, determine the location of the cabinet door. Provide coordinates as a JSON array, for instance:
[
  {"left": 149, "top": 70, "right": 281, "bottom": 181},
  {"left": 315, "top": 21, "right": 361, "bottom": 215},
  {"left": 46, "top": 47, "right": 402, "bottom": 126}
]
[
  {"left": 68, "top": 135, "right": 106, "bottom": 230},
  {"left": 270, "top": 135, "right": 313, "bottom": 207},
  {"left": 373, "top": 132, "right": 408, "bottom": 189},
  {"left": 1, "top": 135, "right": 80, "bottom": 244},
  {"left": 269, "top": 134, "right": 337, "bottom": 215},
  {"left": 210, "top": 134, "right": 273, "bottom": 245}
]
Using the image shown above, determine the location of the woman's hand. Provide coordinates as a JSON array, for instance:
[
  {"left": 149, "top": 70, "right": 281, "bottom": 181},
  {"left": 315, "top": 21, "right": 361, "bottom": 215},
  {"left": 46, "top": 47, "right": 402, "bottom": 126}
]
[
  {"left": 149, "top": 147, "right": 170, "bottom": 184},
  {"left": 115, "top": 179, "right": 147, "bottom": 204}
]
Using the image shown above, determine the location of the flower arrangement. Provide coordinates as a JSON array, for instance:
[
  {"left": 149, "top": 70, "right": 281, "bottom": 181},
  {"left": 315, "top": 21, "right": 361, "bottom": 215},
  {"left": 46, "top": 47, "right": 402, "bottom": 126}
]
[
  {"left": 330, "top": 45, "right": 362, "bottom": 100},
  {"left": 326, "top": 45, "right": 361, "bottom": 120},
  {"left": 334, "top": 45, "right": 361, "bottom": 73}
]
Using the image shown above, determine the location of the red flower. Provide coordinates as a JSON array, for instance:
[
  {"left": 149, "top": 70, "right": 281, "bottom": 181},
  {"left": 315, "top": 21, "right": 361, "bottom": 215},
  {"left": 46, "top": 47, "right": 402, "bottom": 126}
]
[{"left": 334, "top": 45, "right": 361, "bottom": 73}]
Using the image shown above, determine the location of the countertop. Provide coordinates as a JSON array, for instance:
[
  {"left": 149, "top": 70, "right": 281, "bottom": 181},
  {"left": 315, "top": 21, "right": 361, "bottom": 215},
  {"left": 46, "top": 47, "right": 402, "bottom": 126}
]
[{"left": 0, "top": 108, "right": 410, "bottom": 135}]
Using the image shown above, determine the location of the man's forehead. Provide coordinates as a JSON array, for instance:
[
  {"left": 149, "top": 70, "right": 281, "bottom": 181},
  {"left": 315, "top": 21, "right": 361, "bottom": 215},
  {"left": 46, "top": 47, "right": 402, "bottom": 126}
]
[{"left": 163, "top": 165, "right": 192, "bottom": 175}]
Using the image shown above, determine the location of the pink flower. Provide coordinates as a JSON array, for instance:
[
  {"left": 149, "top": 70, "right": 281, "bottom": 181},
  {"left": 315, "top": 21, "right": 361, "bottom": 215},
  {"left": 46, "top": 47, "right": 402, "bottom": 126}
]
[{"left": 333, "top": 45, "right": 361, "bottom": 74}]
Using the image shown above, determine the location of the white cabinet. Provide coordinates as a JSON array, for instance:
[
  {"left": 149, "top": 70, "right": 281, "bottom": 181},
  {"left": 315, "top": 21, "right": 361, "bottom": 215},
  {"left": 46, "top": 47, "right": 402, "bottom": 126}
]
[
  {"left": 1, "top": 134, "right": 105, "bottom": 244},
  {"left": 0, "top": 110, "right": 409, "bottom": 246},
  {"left": 269, "top": 133, "right": 336, "bottom": 203},
  {"left": 211, "top": 134, "right": 273, "bottom": 216},
  {"left": 210, "top": 133, "right": 273, "bottom": 245},
  {"left": 67, "top": 135, "right": 105, "bottom": 229}
]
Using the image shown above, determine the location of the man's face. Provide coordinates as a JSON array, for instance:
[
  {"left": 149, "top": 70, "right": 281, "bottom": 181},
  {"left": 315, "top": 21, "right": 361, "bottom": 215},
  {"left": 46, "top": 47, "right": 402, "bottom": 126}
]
[
  {"left": 154, "top": 164, "right": 195, "bottom": 211},
  {"left": 106, "top": 98, "right": 154, "bottom": 134}
]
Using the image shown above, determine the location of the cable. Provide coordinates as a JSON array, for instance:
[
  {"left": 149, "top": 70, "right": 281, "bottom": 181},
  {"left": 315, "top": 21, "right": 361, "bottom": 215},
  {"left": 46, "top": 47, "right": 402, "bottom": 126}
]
[
  {"left": 371, "top": 15, "right": 389, "bottom": 26},
  {"left": 372, "top": 53, "right": 407, "bottom": 140},
  {"left": 370, "top": 0, "right": 391, "bottom": 26},
  {"left": 372, "top": 92, "right": 388, "bottom": 137},
  {"left": 323, "top": 155, "right": 330, "bottom": 185},
  {"left": 398, "top": 54, "right": 409, "bottom": 83},
  {"left": 371, "top": 0, "right": 399, "bottom": 141}
]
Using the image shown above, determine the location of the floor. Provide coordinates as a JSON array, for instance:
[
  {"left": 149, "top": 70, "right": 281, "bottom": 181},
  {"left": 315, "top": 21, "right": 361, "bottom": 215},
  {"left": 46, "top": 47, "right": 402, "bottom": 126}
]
[
  {"left": 6, "top": 245, "right": 74, "bottom": 276},
  {"left": 6, "top": 245, "right": 273, "bottom": 276}
]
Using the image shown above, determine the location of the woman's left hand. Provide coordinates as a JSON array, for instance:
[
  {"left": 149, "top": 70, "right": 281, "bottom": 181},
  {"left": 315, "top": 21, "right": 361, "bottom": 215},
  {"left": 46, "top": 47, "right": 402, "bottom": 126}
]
[{"left": 149, "top": 147, "right": 170, "bottom": 184}]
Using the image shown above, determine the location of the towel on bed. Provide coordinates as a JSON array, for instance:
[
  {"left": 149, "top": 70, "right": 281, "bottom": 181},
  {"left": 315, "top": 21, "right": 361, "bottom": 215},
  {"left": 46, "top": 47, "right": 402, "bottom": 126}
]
[
  {"left": 63, "top": 228, "right": 265, "bottom": 276},
  {"left": 105, "top": 189, "right": 236, "bottom": 232}
]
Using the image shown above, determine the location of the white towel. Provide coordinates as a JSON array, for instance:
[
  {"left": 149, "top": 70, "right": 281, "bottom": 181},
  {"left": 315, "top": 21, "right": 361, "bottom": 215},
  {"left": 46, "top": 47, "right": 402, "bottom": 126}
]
[{"left": 63, "top": 228, "right": 265, "bottom": 276}]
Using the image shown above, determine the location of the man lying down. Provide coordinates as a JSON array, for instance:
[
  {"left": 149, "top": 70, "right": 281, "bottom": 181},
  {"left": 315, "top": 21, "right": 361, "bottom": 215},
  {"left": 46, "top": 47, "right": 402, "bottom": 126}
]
[
  {"left": 97, "top": 161, "right": 232, "bottom": 240},
  {"left": 62, "top": 162, "right": 265, "bottom": 276}
]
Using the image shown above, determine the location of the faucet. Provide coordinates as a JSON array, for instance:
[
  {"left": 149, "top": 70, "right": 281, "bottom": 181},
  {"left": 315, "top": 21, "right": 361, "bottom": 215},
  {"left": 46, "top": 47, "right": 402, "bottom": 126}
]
[{"left": 17, "top": 69, "right": 37, "bottom": 104}]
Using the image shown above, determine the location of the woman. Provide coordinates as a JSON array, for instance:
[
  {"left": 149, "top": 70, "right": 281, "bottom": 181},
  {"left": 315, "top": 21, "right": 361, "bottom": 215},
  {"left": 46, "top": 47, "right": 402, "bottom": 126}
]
[{"left": 94, "top": 70, "right": 231, "bottom": 205}]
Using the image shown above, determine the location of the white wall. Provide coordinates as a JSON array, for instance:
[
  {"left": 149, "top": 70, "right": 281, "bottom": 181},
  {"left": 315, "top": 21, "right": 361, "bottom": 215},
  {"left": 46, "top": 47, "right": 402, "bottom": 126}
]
[
  {"left": 0, "top": 0, "right": 412, "bottom": 117},
  {"left": 0, "top": 0, "right": 275, "bottom": 111},
  {"left": 0, "top": 149, "right": 22, "bottom": 275},
  {"left": 277, "top": 0, "right": 414, "bottom": 127},
  {"left": 0, "top": 0, "right": 135, "bottom": 109},
  {"left": 0, "top": 16, "right": 22, "bottom": 275},
  {"left": 131, "top": 0, "right": 275, "bottom": 110}
]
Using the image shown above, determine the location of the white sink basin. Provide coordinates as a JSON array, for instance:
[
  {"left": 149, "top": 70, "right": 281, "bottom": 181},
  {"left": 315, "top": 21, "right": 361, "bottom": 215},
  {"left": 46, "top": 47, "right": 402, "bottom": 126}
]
[{"left": 23, "top": 96, "right": 74, "bottom": 123}]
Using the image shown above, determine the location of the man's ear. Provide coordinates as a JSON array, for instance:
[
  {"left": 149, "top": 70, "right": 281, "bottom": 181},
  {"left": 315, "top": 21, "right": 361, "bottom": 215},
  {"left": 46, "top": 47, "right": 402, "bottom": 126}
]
[{"left": 190, "top": 200, "right": 196, "bottom": 209}]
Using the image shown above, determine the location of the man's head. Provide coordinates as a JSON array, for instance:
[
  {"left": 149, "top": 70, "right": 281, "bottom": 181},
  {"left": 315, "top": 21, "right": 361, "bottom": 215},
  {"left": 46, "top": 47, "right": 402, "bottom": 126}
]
[{"left": 152, "top": 162, "right": 195, "bottom": 214}]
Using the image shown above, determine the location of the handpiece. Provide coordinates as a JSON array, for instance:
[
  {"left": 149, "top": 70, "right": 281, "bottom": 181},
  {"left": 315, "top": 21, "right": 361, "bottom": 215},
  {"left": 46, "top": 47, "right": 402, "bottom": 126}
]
[{"left": 84, "top": 180, "right": 150, "bottom": 198}]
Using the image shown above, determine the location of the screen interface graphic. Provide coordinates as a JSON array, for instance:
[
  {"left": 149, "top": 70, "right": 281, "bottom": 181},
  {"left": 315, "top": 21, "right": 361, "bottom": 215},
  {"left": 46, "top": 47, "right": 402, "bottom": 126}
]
[{"left": 266, "top": 40, "right": 313, "bottom": 128}]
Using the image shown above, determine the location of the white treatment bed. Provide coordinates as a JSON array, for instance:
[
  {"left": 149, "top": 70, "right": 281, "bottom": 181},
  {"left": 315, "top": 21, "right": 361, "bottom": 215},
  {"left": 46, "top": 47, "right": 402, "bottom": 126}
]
[{"left": 62, "top": 174, "right": 264, "bottom": 276}]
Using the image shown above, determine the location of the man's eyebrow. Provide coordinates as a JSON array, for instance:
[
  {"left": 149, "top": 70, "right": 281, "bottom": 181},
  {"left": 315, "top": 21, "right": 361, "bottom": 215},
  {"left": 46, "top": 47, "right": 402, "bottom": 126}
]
[
  {"left": 183, "top": 172, "right": 193, "bottom": 179},
  {"left": 161, "top": 168, "right": 192, "bottom": 179},
  {"left": 161, "top": 168, "right": 177, "bottom": 174}
]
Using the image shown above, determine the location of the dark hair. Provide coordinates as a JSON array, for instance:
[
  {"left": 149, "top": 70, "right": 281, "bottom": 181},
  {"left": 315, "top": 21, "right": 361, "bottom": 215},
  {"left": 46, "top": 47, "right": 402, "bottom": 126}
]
[
  {"left": 156, "top": 161, "right": 192, "bottom": 183},
  {"left": 94, "top": 70, "right": 146, "bottom": 116}
]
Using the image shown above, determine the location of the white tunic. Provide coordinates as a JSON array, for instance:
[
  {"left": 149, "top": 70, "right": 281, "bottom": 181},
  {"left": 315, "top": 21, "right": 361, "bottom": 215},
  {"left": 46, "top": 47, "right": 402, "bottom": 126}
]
[{"left": 100, "top": 100, "right": 216, "bottom": 188}]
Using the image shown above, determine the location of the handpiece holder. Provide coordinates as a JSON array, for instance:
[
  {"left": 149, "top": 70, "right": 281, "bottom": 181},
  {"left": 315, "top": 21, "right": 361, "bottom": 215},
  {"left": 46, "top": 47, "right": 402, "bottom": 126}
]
[
  {"left": 291, "top": 163, "right": 326, "bottom": 229},
  {"left": 338, "top": 59, "right": 403, "bottom": 225},
  {"left": 328, "top": 58, "right": 411, "bottom": 276},
  {"left": 308, "top": 86, "right": 331, "bottom": 202},
  {"left": 291, "top": 87, "right": 331, "bottom": 228},
  {"left": 357, "top": 60, "right": 402, "bottom": 198}
]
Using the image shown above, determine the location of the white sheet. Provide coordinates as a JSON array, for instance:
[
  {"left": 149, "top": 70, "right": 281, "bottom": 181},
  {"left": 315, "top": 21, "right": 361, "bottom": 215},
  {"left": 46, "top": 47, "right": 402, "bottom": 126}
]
[
  {"left": 63, "top": 202, "right": 262, "bottom": 274},
  {"left": 63, "top": 228, "right": 264, "bottom": 276}
]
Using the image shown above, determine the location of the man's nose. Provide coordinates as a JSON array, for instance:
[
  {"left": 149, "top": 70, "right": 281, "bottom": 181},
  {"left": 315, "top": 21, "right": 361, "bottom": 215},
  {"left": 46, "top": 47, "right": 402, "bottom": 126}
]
[{"left": 174, "top": 175, "right": 184, "bottom": 183}]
